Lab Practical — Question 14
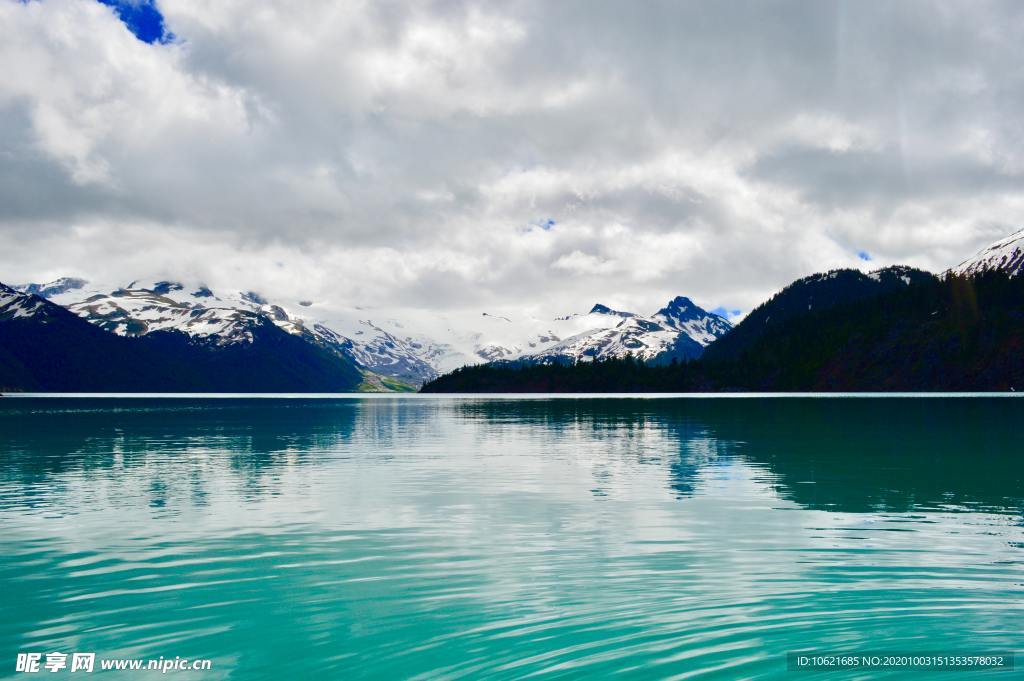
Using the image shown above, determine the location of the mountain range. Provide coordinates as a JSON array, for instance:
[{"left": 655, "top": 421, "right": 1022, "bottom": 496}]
[
  {"left": 0, "top": 282, "right": 364, "bottom": 393},
  {"left": 1, "top": 275, "right": 730, "bottom": 392},
  {"left": 422, "top": 229, "right": 1024, "bottom": 392},
  {"left": 2, "top": 228, "right": 1020, "bottom": 393}
]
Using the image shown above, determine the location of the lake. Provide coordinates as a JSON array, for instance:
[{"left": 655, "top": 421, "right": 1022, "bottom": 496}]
[{"left": 1, "top": 395, "right": 1022, "bottom": 678}]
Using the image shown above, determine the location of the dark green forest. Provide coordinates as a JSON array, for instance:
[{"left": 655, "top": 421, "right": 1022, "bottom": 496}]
[{"left": 421, "top": 271, "right": 1024, "bottom": 392}]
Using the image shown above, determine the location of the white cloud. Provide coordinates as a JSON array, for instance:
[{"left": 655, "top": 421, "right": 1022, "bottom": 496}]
[{"left": 2, "top": 0, "right": 1024, "bottom": 320}]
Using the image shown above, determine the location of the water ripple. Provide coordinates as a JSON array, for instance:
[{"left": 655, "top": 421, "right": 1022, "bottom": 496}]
[{"left": 1, "top": 397, "right": 1022, "bottom": 678}]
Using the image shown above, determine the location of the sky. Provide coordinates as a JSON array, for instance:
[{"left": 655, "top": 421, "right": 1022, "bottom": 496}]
[{"left": 1, "top": 0, "right": 1023, "bottom": 320}]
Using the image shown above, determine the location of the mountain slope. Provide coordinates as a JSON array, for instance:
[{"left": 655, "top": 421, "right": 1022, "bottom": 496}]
[
  {"left": 0, "top": 282, "right": 363, "bottom": 392},
  {"left": 22, "top": 278, "right": 728, "bottom": 381},
  {"left": 524, "top": 298, "right": 731, "bottom": 364},
  {"left": 697, "top": 270, "right": 1024, "bottom": 391},
  {"left": 702, "top": 265, "right": 934, "bottom": 362},
  {"left": 953, "top": 228, "right": 1024, "bottom": 277},
  {"left": 654, "top": 296, "right": 732, "bottom": 345},
  {"left": 17, "top": 277, "right": 87, "bottom": 298},
  {"left": 1, "top": 283, "right": 181, "bottom": 391},
  {"left": 421, "top": 270, "right": 1024, "bottom": 393},
  {"left": 316, "top": 297, "right": 730, "bottom": 371},
  {"left": 25, "top": 279, "right": 434, "bottom": 385}
]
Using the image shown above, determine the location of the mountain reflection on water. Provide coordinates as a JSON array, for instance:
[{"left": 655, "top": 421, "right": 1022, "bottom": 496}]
[
  {"left": 454, "top": 397, "right": 1024, "bottom": 513},
  {"left": 1, "top": 396, "right": 1021, "bottom": 679},
  {"left": 1, "top": 396, "right": 1021, "bottom": 515}
]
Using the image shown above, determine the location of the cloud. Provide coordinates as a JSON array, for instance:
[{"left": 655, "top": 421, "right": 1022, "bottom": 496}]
[{"left": 1, "top": 0, "right": 1024, "bottom": 320}]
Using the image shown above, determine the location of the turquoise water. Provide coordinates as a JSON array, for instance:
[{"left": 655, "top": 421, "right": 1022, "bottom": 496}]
[{"left": 1, "top": 396, "right": 1022, "bottom": 679}]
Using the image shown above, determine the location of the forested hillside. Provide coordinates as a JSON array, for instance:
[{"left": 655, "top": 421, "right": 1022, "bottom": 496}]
[{"left": 421, "top": 271, "right": 1024, "bottom": 392}]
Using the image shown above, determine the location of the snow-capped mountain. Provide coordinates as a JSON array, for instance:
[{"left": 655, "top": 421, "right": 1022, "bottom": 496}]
[
  {"left": 17, "top": 277, "right": 731, "bottom": 385},
  {"left": 19, "top": 277, "right": 506, "bottom": 384},
  {"left": 393, "top": 298, "right": 731, "bottom": 369},
  {"left": 0, "top": 282, "right": 49, "bottom": 321},
  {"left": 21, "top": 279, "right": 437, "bottom": 385},
  {"left": 313, "top": 302, "right": 663, "bottom": 374},
  {"left": 953, "top": 229, "right": 1024, "bottom": 277},
  {"left": 17, "top": 277, "right": 88, "bottom": 299},
  {"left": 48, "top": 280, "right": 275, "bottom": 345},
  {"left": 525, "top": 298, "right": 732, "bottom": 364},
  {"left": 654, "top": 296, "right": 733, "bottom": 345},
  {"left": 1, "top": 280, "right": 365, "bottom": 393},
  {"left": 298, "top": 317, "right": 437, "bottom": 385}
]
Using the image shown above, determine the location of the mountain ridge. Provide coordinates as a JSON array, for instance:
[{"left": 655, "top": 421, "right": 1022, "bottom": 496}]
[
  {"left": 953, "top": 228, "right": 1024, "bottom": 277},
  {"left": 702, "top": 265, "right": 935, "bottom": 362},
  {"left": 421, "top": 269, "right": 1024, "bottom": 393},
  {"left": 13, "top": 229, "right": 1022, "bottom": 393},
  {"left": 15, "top": 278, "right": 729, "bottom": 386},
  {"left": 0, "top": 283, "right": 363, "bottom": 392},
  {"left": 421, "top": 229, "right": 1024, "bottom": 392}
]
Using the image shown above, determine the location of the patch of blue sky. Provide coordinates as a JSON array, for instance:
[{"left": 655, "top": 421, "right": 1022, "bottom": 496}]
[
  {"left": 712, "top": 306, "right": 743, "bottom": 320},
  {"left": 524, "top": 218, "right": 556, "bottom": 233},
  {"left": 96, "top": 0, "right": 173, "bottom": 44}
]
